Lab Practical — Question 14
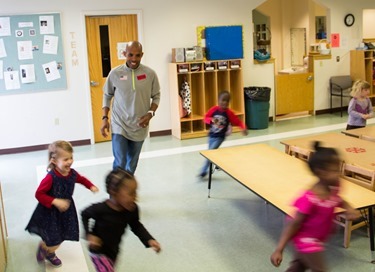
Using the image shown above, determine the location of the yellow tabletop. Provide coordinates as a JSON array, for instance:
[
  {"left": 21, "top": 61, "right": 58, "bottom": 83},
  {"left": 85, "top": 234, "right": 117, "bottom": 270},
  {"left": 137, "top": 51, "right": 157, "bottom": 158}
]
[
  {"left": 200, "top": 143, "right": 375, "bottom": 216},
  {"left": 342, "top": 125, "right": 375, "bottom": 141},
  {"left": 280, "top": 132, "right": 375, "bottom": 171}
]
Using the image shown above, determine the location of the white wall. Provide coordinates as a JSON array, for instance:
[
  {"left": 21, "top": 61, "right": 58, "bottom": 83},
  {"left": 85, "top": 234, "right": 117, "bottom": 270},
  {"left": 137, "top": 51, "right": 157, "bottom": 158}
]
[
  {"left": 363, "top": 9, "right": 375, "bottom": 38},
  {"left": 0, "top": 0, "right": 374, "bottom": 150}
]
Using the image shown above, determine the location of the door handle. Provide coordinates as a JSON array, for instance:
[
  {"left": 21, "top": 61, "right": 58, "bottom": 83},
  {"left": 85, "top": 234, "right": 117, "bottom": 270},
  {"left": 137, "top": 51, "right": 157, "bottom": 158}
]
[
  {"left": 307, "top": 75, "right": 313, "bottom": 81},
  {"left": 90, "top": 80, "right": 99, "bottom": 87}
]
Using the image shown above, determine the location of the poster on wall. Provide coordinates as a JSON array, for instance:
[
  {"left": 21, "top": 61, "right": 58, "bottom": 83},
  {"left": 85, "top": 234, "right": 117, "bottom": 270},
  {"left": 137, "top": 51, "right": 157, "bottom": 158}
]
[{"left": 331, "top": 33, "right": 340, "bottom": 48}]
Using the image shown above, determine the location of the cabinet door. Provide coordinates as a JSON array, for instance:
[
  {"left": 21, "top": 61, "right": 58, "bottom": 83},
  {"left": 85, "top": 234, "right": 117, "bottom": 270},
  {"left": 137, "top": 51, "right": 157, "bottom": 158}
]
[{"left": 276, "top": 73, "right": 314, "bottom": 115}]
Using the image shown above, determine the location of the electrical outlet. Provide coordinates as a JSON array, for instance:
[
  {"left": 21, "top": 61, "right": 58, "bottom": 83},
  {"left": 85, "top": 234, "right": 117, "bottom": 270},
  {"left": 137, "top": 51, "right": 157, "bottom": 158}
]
[
  {"left": 54, "top": 118, "right": 59, "bottom": 125},
  {"left": 336, "top": 56, "right": 340, "bottom": 62},
  {"left": 320, "top": 61, "right": 323, "bottom": 67}
]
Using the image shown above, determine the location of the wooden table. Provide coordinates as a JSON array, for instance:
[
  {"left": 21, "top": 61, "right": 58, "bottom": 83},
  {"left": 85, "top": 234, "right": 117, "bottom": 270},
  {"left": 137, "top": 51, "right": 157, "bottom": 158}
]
[
  {"left": 280, "top": 132, "right": 375, "bottom": 190},
  {"left": 200, "top": 143, "right": 375, "bottom": 262},
  {"left": 342, "top": 125, "right": 375, "bottom": 142}
]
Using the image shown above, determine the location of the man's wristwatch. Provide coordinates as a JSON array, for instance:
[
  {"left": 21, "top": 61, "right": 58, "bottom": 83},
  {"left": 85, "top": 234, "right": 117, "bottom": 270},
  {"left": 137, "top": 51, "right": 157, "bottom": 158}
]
[{"left": 147, "top": 110, "right": 155, "bottom": 117}]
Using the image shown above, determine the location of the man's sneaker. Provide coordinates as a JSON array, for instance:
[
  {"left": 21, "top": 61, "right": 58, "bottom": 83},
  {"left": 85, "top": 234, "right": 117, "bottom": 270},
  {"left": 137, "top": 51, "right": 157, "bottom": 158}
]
[
  {"left": 46, "top": 253, "right": 62, "bottom": 267},
  {"left": 36, "top": 244, "right": 47, "bottom": 263}
]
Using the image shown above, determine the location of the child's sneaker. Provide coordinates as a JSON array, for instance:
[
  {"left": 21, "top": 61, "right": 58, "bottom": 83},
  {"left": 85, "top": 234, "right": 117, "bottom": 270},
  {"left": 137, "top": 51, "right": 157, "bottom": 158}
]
[
  {"left": 197, "top": 172, "right": 206, "bottom": 180},
  {"left": 46, "top": 253, "right": 62, "bottom": 267},
  {"left": 36, "top": 244, "right": 47, "bottom": 263}
]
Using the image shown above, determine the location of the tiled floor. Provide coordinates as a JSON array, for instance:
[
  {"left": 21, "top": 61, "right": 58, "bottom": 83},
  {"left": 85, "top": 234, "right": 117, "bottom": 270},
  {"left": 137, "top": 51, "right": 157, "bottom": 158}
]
[{"left": 2, "top": 113, "right": 375, "bottom": 272}]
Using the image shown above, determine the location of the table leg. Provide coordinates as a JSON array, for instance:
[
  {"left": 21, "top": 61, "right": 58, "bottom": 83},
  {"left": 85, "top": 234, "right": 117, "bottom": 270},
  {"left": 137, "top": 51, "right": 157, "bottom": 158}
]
[
  {"left": 208, "top": 162, "right": 213, "bottom": 198},
  {"left": 369, "top": 207, "right": 375, "bottom": 263}
]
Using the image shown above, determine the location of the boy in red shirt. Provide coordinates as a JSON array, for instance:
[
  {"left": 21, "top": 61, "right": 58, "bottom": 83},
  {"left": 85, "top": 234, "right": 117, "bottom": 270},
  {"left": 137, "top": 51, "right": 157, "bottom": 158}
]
[{"left": 198, "top": 90, "right": 248, "bottom": 178}]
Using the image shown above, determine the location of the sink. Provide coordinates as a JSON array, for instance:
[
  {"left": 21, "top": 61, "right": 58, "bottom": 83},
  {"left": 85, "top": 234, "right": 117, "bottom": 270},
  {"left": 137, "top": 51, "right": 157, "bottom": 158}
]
[{"left": 278, "top": 67, "right": 307, "bottom": 74}]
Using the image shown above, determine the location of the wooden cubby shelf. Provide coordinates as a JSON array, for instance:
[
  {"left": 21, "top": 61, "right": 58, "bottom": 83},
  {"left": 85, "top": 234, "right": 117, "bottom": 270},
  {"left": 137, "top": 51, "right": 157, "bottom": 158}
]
[
  {"left": 350, "top": 49, "right": 375, "bottom": 94},
  {"left": 169, "top": 59, "right": 245, "bottom": 139}
]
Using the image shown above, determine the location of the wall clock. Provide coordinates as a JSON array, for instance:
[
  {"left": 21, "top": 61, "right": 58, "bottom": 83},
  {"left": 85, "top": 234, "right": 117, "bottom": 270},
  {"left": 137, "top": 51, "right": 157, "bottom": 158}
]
[{"left": 344, "top": 13, "right": 355, "bottom": 27}]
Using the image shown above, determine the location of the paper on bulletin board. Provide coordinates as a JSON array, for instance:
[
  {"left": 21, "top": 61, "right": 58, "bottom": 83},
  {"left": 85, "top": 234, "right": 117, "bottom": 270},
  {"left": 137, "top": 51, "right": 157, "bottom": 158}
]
[
  {"left": 17, "top": 40, "right": 33, "bottom": 60},
  {"left": 0, "top": 17, "right": 11, "bottom": 36},
  {"left": 20, "top": 64, "right": 35, "bottom": 84},
  {"left": 117, "top": 42, "right": 127, "bottom": 60},
  {"left": 331, "top": 33, "right": 340, "bottom": 48},
  {"left": 4, "top": 71, "right": 20, "bottom": 90},
  {"left": 43, "top": 61, "right": 60, "bottom": 82},
  {"left": 39, "top": 15, "right": 55, "bottom": 34},
  {"left": 0, "top": 39, "right": 7, "bottom": 58},
  {"left": 43, "top": 35, "right": 58, "bottom": 54}
]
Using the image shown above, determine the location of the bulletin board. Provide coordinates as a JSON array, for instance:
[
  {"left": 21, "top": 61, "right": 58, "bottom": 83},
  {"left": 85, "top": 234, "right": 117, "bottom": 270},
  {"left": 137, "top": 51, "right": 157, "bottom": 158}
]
[
  {"left": 205, "top": 25, "right": 243, "bottom": 60},
  {"left": 0, "top": 13, "right": 67, "bottom": 95}
]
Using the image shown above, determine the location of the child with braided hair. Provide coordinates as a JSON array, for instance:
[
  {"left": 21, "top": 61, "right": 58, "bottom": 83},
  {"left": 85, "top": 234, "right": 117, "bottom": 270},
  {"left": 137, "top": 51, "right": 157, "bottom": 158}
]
[{"left": 81, "top": 168, "right": 161, "bottom": 272}]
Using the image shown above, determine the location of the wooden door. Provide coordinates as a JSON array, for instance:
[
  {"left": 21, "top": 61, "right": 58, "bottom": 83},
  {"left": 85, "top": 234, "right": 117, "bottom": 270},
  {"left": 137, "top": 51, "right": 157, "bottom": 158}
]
[
  {"left": 276, "top": 73, "right": 314, "bottom": 116},
  {"left": 86, "top": 15, "right": 138, "bottom": 142}
]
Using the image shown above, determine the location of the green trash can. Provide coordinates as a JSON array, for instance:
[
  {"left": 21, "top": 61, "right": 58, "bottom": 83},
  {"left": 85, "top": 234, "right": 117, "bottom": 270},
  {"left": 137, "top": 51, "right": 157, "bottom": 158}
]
[{"left": 244, "top": 87, "right": 271, "bottom": 129}]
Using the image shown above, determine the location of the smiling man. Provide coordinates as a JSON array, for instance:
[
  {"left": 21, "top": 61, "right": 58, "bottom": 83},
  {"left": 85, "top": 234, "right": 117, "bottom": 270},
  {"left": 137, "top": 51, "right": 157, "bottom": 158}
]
[{"left": 101, "top": 41, "right": 161, "bottom": 174}]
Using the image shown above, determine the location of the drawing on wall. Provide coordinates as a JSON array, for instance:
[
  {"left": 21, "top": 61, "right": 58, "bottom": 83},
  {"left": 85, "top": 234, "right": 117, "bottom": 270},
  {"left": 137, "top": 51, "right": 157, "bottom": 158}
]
[{"left": 0, "top": 13, "right": 66, "bottom": 94}]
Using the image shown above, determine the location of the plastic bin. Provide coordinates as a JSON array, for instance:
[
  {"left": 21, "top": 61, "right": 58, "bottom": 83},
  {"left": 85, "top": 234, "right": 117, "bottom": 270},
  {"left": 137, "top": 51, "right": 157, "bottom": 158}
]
[{"left": 244, "top": 87, "right": 271, "bottom": 129}]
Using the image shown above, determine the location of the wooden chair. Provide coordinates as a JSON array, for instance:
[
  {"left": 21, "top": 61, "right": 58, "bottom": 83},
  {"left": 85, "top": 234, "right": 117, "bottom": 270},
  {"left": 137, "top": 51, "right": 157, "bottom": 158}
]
[
  {"left": 330, "top": 75, "right": 352, "bottom": 117},
  {"left": 342, "top": 163, "right": 375, "bottom": 191},
  {"left": 335, "top": 164, "right": 375, "bottom": 247},
  {"left": 287, "top": 145, "right": 312, "bottom": 162},
  {"left": 334, "top": 210, "right": 368, "bottom": 248},
  {"left": 360, "top": 134, "right": 375, "bottom": 142}
]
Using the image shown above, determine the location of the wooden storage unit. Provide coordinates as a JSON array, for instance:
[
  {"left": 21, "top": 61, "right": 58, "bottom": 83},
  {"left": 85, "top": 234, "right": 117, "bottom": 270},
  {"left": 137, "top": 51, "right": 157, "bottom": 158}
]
[
  {"left": 169, "top": 60, "right": 245, "bottom": 139},
  {"left": 350, "top": 50, "right": 375, "bottom": 94},
  {"left": 0, "top": 183, "right": 7, "bottom": 272}
]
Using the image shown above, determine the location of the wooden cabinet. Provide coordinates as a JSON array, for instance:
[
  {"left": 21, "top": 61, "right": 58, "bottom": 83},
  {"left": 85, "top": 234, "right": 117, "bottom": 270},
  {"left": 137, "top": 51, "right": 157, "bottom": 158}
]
[
  {"left": 169, "top": 60, "right": 245, "bottom": 139},
  {"left": 275, "top": 72, "right": 314, "bottom": 116},
  {"left": 0, "top": 183, "right": 7, "bottom": 272},
  {"left": 350, "top": 50, "right": 375, "bottom": 94}
]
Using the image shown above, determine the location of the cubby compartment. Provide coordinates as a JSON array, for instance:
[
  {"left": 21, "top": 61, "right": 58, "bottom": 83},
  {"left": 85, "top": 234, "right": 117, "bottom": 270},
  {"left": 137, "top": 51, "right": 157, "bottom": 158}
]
[
  {"left": 217, "top": 70, "right": 230, "bottom": 92},
  {"left": 190, "top": 73, "right": 205, "bottom": 118},
  {"left": 169, "top": 59, "right": 244, "bottom": 139},
  {"left": 192, "top": 120, "right": 205, "bottom": 133},
  {"left": 204, "top": 72, "right": 217, "bottom": 110},
  {"left": 180, "top": 121, "right": 192, "bottom": 134},
  {"left": 204, "top": 62, "right": 216, "bottom": 71},
  {"left": 230, "top": 60, "right": 241, "bottom": 69},
  {"left": 190, "top": 63, "right": 203, "bottom": 72},
  {"left": 229, "top": 69, "right": 244, "bottom": 113},
  {"left": 177, "top": 63, "right": 189, "bottom": 73}
]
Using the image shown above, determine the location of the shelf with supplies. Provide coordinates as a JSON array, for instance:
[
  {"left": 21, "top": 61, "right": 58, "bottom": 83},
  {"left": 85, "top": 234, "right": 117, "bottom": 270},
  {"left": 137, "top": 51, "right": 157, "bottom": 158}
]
[{"left": 169, "top": 59, "right": 245, "bottom": 139}]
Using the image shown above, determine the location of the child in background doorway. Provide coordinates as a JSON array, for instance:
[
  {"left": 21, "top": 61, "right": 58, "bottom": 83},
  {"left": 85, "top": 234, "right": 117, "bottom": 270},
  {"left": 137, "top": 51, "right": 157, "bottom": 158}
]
[
  {"left": 25, "top": 140, "right": 98, "bottom": 267},
  {"left": 198, "top": 90, "right": 248, "bottom": 178},
  {"left": 270, "top": 141, "right": 360, "bottom": 271},
  {"left": 81, "top": 168, "right": 161, "bottom": 272},
  {"left": 346, "top": 79, "right": 373, "bottom": 130}
]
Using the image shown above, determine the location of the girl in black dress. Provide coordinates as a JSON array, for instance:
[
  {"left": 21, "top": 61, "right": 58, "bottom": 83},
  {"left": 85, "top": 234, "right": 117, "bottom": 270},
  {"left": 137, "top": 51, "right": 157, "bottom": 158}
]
[{"left": 25, "top": 140, "right": 98, "bottom": 267}]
